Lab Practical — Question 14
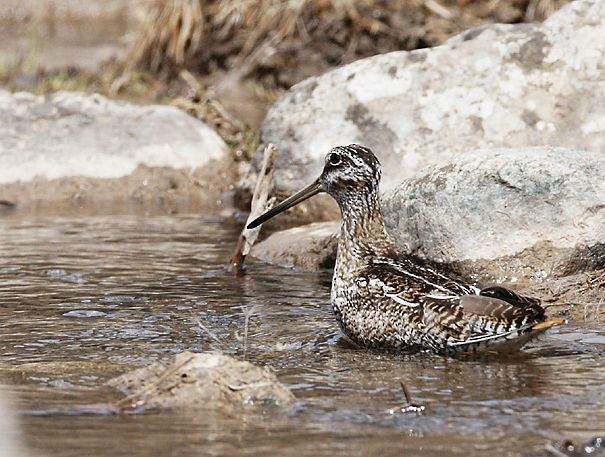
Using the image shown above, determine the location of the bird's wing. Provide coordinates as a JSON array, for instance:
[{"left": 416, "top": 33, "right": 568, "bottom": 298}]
[
  {"left": 420, "top": 295, "right": 470, "bottom": 344},
  {"left": 448, "top": 291, "right": 547, "bottom": 347},
  {"left": 368, "top": 256, "right": 476, "bottom": 298},
  {"left": 362, "top": 263, "right": 471, "bottom": 343},
  {"left": 363, "top": 261, "right": 552, "bottom": 349}
]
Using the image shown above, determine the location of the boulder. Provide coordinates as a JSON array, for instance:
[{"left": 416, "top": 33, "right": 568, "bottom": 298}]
[
  {"left": 259, "top": 0, "right": 605, "bottom": 195},
  {"left": 0, "top": 90, "right": 232, "bottom": 213},
  {"left": 251, "top": 221, "right": 340, "bottom": 270},
  {"left": 383, "top": 147, "right": 605, "bottom": 281},
  {"left": 107, "top": 351, "right": 295, "bottom": 412}
]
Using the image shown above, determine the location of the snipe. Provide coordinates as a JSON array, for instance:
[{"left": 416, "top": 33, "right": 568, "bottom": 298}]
[{"left": 247, "top": 145, "right": 563, "bottom": 354}]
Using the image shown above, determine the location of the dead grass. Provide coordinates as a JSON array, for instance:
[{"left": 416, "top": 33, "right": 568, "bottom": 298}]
[{"left": 121, "top": 0, "right": 569, "bottom": 88}]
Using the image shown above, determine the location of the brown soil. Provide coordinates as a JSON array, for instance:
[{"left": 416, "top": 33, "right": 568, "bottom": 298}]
[{"left": 0, "top": 158, "right": 237, "bottom": 217}]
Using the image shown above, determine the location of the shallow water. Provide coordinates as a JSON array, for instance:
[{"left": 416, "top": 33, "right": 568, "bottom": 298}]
[{"left": 0, "top": 214, "right": 603, "bottom": 457}]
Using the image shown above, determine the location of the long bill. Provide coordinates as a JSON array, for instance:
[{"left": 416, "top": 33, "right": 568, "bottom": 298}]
[{"left": 246, "top": 180, "right": 322, "bottom": 229}]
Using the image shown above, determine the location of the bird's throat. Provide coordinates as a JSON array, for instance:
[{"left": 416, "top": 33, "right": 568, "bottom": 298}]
[{"left": 337, "top": 190, "right": 393, "bottom": 257}]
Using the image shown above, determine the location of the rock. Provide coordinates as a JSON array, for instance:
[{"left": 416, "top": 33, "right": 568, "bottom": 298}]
[
  {"left": 0, "top": 90, "right": 233, "bottom": 213},
  {"left": 259, "top": 0, "right": 605, "bottom": 195},
  {"left": 107, "top": 351, "right": 295, "bottom": 412},
  {"left": 383, "top": 147, "right": 605, "bottom": 281},
  {"left": 0, "top": 90, "right": 227, "bottom": 182},
  {"left": 251, "top": 221, "right": 340, "bottom": 270}
]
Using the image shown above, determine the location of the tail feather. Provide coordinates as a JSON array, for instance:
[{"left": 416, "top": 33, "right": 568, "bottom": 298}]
[{"left": 531, "top": 318, "right": 566, "bottom": 331}]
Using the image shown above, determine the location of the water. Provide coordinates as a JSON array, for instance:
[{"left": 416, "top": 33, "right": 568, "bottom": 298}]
[{"left": 0, "top": 214, "right": 603, "bottom": 457}]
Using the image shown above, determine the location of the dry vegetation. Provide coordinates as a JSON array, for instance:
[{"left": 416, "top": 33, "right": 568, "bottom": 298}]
[{"left": 122, "top": 0, "right": 568, "bottom": 88}]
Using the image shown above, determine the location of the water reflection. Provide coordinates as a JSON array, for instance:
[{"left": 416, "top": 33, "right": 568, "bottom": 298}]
[{"left": 0, "top": 215, "right": 603, "bottom": 457}]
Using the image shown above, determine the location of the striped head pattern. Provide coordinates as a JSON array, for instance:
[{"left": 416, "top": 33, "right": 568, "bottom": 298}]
[{"left": 319, "top": 144, "right": 382, "bottom": 198}]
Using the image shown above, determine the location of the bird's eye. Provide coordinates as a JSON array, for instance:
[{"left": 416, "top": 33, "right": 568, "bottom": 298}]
[{"left": 328, "top": 153, "right": 341, "bottom": 166}]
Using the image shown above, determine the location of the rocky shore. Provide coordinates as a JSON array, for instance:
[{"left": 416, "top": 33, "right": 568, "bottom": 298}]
[{"left": 1, "top": 0, "right": 604, "bottom": 319}]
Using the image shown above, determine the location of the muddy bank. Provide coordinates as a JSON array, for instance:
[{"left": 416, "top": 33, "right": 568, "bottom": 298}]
[{"left": 0, "top": 162, "right": 236, "bottom": 217}]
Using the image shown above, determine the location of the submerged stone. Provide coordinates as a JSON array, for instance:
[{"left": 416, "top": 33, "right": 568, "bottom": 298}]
[{"left": 107, "top": 351, "right": 295, "bottom": 412}]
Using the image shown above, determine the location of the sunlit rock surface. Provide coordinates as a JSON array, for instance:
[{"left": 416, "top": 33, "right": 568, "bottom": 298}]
[
  {"left": 0, "top": 90, "right": 227, "bottom": 183},
  {"left": 251, "top": 221, "right": 340, "bottom": 270},
  {"left": 0, "top": 90, "right": 233, "bottom": 213},
  {"left": 108, "top": 351, "right": 295, "bottom": 412},
  {"left": 260, "top": 0, "right": 605, "bottom": 194},
  {"left": 383, "top": 147, "right": 605, "bottom": 280}
]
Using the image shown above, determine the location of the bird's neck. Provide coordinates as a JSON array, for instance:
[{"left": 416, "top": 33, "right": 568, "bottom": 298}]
[{"left": 336, "top": 189, "right": 393, "bottom": 258}]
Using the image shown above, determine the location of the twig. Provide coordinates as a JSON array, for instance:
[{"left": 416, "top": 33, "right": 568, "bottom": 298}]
[
  {"left": 423, "top": 0, "right": 454, "bottom": 20},
  {"left": 229, "top": 143, "right": 278, "bottom": 273},
  {"left": 400, "top": 381, "right": 413, "bottom": 404},
  {"left": 543, "top": 443, "right": 571, "bottom": 457},
  {"left": 179, "top": 68, "right": 203, "bottom": 93},
  {"left": 394, "top": 381, "right": 425, "bottom": 414},
  {"left": 227, "top": 381, "right": 272, "bottom": 391}
]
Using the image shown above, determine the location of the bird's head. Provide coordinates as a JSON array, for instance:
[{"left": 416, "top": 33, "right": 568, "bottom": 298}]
[{"left": 247, "top": 144, "right": 381, "bottom": 229}]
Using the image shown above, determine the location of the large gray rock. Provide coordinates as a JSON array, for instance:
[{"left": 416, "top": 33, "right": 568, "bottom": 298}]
[
  {"left": 0, "top": 90, "right": 227, "bottom": 183},
  {"left": 383, "top": 147, "right": 605, "bottom": 280},
  {"left": 108, "top": 351, "right": 295, "bottom": 413},
  {"left": 252, "top": 147, "right": 605, "bottom": 284},
  {"left": 260, "top": 0, "right": 605, "bottom": 194},
  {"left": 0, "top": 90, "right": 233, "bottom": 213}
]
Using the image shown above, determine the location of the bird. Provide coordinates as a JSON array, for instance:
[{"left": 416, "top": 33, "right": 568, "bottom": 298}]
[{"left": 247, "top": 144, "right": 564, "bottom": 355}]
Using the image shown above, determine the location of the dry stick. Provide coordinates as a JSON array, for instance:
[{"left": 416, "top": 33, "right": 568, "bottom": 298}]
[
  {"left": 230, "top": 143, "right": 278, "bottom": 273},
  {"left": 398, "top": 381, "right": 425, "bottom": 413},
  {"left": 423, "top": 0, "right": 454, "bottom": 19},
  {"left": 400, "top": 381, "right": 413, "bottom": 404}
]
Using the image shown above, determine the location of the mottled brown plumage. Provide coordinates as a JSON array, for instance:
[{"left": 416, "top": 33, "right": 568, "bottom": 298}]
[{"left": 248, "top": 144, "right": 563, "bottom": 354}]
